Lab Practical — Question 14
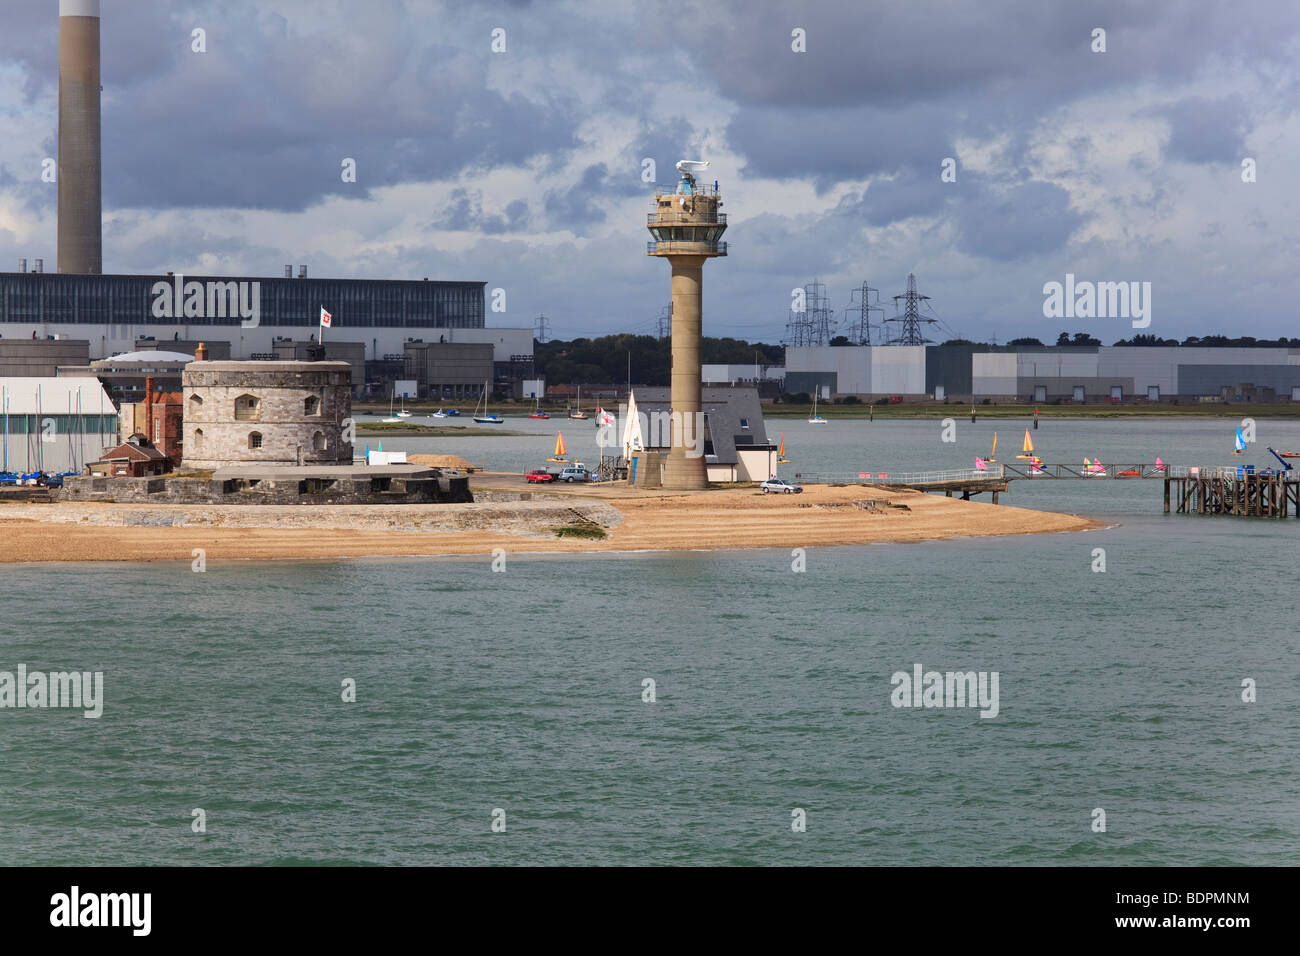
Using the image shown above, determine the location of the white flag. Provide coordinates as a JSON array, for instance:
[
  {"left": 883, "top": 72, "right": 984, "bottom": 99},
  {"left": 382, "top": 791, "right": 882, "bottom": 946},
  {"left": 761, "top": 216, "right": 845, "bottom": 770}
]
[{"left": 320, "top": 306, "right": 332, "bottom": 328}]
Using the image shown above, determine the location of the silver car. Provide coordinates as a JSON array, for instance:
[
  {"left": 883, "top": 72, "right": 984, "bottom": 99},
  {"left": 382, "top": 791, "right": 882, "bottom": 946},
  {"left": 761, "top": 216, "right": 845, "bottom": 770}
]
[{"left": 760, "top": 477, "right": 803, "bottom": 494}]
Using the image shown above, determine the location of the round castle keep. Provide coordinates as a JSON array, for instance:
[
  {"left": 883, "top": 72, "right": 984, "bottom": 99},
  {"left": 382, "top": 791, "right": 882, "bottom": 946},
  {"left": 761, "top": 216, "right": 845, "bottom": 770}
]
[{"left": 181, "top": 360, "right": 353, "bottom": 470}]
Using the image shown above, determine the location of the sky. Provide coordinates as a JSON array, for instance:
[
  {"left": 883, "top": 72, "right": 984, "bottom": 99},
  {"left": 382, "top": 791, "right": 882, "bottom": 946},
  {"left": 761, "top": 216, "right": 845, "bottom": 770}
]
[{"left": 0, "top": 0, "right": 1298, "bottom": 344}]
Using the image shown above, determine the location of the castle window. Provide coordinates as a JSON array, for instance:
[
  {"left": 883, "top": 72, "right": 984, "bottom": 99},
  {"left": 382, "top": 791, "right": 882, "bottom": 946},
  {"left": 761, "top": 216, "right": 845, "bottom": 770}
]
[
  {"left": 193, "top": 428, "right": 204, "bottom": 450},
  {"left": 234, "top": 394, "right": 260, "bottom": 421},
  {"left": 249, "top": 431, "right": 263, "bottom": 449},
  {"left": 304, "top": 396, "right": 321, "bottom": 416},
  {"left": 312, "top": 431, "right": 326, "bottom": 452},
  {"left": 189, "top": 394, "right": 203, "bottom": 407}
]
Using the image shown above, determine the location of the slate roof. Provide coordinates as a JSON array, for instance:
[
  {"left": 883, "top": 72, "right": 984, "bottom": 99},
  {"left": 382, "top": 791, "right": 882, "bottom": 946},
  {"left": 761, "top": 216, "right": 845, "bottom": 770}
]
[{"left": 629, "top": 386, "right": 771, "bottom": 464}]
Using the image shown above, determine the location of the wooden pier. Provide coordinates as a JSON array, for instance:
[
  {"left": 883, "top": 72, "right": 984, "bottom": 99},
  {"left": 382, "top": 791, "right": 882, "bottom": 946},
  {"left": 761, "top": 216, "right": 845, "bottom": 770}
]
[
  {"left": 1164, "top": 467, "right": 1300, "bottom": 517},
  {"left": 796, "top": 462, "right": 1300, "bottom": 517}
]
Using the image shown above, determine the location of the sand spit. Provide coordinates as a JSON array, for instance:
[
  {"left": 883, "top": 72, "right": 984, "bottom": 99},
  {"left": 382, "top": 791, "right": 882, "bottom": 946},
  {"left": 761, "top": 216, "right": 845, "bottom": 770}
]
[{"left": 0, "top": 481, "right": 1102, "bottom": 564}]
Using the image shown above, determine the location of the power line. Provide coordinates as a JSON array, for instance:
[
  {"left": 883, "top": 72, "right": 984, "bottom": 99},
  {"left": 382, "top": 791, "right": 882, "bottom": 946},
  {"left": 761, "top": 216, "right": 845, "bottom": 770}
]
[
  {"left": 533, "top": 314, "right": 551, "bottom": 343},
  {"left": 884, "top": 273, "right": 938, "bottom": 345},
  {"left": 847, "top": 281, "right": 883, "bottom": 345}
]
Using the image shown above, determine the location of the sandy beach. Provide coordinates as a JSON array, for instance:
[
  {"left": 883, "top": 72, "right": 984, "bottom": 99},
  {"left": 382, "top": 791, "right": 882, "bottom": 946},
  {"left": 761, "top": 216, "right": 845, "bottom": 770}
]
[{"left": 0, "top": 477, "right": 1103, "bottom": 563}]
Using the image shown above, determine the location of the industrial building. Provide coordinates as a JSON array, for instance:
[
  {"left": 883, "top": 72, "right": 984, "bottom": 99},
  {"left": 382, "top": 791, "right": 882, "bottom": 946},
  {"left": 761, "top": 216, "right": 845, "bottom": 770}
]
[
  {"left": 783, "top": 344, "right": 1300, "bottom": 403},
  {"left": 970, "top": 346, "right": 1300, "bottom": 402},
  {"left": 785, "top": 346, "right": 928, "bottom": 398},
  {"left": 402, "top": 341, "right": 494, "bottom": 399},
  {"left": 0, "top": 376, "right": 117, "bottom": 475},
  {"left": 56, "top": 349, "right": 195, "bottom": 404},
  {"left": 13, "top": 0, "right": 534, "bottom": 402},
  {"left": 0, "top": 338, "right": 91, "bottom": 377}
]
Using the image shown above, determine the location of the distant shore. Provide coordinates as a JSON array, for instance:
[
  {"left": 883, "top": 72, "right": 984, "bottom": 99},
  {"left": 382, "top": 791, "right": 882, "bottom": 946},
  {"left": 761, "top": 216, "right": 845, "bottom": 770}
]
[
  {"left": 353, "top": 402, "right": 1300, "bottom": 422},
  {"left": 0, "top": 480, "right": 1103, "bottom": 564}
]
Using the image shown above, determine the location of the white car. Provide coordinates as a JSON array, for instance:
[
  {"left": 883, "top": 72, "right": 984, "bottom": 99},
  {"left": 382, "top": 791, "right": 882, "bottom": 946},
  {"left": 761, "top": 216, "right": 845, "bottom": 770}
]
[{"left": 760, "top": 477, "right": 803, "bottom": 494}]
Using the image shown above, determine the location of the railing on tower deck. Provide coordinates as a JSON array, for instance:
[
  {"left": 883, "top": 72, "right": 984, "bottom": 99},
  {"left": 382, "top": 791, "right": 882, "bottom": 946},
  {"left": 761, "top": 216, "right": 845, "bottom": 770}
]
[
  {"left": 648, "top": 212, "right": 727, "bottom": 225},
  {"left": 654, "top": 182, "right": 720, "bottom": 197},
  {"left": 646, "top": 240, "right": 727, "bottom": 255}
]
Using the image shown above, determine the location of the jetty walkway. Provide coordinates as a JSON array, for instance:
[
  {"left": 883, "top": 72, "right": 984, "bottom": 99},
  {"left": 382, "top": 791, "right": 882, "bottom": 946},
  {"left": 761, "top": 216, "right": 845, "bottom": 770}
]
[{"left": 794, "top": 462, "right": 1300, "bottom": 516}]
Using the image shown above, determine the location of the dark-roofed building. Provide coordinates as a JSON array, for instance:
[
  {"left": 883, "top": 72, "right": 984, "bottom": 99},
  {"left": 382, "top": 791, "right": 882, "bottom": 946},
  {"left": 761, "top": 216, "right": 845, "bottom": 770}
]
[
  {"left": 88, "top": 433, "right": 170, "bottom": 477},
  {"left": 621, "top": 386, "right": 776, "bottom": 484}
]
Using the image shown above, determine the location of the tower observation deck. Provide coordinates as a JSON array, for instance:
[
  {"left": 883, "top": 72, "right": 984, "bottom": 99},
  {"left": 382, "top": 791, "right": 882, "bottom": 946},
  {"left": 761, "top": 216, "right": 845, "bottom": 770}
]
[{"left": 646, "top": 161, "right": 728, "bottom": 490}]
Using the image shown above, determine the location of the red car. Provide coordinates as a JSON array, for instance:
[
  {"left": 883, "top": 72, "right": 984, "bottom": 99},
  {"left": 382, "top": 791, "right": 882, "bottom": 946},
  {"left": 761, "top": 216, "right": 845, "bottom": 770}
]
[{"left": 526, "top": 469, "right": 556, "bottom": 483}]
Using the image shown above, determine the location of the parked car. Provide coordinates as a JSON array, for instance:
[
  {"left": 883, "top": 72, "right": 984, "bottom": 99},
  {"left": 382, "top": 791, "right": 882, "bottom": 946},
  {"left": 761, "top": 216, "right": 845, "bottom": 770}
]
[
  {"left": 760, "top": 477, "right": 803, "bottom": 494},
  {"left": 526, "top": 468, "right": 556, "bottom": 483},
  {"left": 559, "top": 465, "right": 592, "bottom": 482}
]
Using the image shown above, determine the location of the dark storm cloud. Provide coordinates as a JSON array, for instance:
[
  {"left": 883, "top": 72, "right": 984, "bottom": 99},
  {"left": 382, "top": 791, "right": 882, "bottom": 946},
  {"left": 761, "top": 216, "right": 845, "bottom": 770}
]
[
  {"left": 3, "top": 0, "right": 584, "bottom": 213},
  {"left": 657, "top": 0, "right": 1300, "bottom": 183}
]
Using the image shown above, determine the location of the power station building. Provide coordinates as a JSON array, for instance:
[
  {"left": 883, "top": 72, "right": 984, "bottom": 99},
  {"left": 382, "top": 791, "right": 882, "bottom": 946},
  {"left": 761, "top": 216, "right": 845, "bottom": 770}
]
[
  {"left": 7, "top": 2, "right": 533, "bottom": 393},
  {"left": 0, "top": 270, "right": 532, "bottom": 363}
]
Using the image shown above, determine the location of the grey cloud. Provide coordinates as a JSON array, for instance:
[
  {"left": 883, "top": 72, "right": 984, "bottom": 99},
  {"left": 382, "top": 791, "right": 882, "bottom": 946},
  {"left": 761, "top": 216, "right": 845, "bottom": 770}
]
[{"left": 1153, "top": 95, "right": 1250, "bottom": 164}]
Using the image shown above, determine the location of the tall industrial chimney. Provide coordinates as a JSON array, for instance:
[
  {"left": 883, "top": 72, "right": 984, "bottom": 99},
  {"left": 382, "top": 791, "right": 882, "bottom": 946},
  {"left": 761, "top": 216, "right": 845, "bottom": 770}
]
[{"left": 57, "top": 0, "right": 102, "bottom": 275}]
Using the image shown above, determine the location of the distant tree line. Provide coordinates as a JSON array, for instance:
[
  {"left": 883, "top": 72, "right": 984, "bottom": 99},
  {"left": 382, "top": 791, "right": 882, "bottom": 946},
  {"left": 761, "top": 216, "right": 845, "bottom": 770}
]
[
  {"left": 534, "top": 335, "right": 784, "bottom": 386},
  {"left": 990, "top": 333, "right": 1297, "bottom": 348},
  {"left": 535, "top": 331, "right": 1296, "bottom": 386}
]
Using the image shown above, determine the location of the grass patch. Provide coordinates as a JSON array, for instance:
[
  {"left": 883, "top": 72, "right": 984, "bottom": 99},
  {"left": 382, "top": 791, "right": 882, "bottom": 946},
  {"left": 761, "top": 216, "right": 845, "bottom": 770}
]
[{"left": 554, "top": 523, "right": 608, "bottom": 539}]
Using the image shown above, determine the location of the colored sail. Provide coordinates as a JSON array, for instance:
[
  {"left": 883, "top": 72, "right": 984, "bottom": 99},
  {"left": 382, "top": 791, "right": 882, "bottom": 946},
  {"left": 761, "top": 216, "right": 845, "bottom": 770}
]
[
  {"left": 1235, "top": 427, "right": 1247, "bottom": 452},
  {"left": 555, "top": 431, "right": 566, "bottom": 457},
  {"left": 1023, "top": 429, "right": 1033, "bottom": 452},
  {"left": 990, "top": 433, "right": 997, "bottom": 458}
]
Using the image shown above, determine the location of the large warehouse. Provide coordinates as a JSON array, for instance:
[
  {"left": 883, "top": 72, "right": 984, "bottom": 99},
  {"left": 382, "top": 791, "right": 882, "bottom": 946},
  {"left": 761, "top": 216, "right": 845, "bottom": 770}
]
[
  {"left": 0, "top": 270, "right": 532, "bottom": 370},
  {"left": 785, "top": 343, "right": 1300, "bottom": 402}
]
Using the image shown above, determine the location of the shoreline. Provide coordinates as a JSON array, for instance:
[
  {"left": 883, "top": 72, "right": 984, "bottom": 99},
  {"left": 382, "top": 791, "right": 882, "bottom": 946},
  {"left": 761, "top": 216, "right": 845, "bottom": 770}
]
[{"left": 0, "top": 481, "right": 1105, "bottom": 564}]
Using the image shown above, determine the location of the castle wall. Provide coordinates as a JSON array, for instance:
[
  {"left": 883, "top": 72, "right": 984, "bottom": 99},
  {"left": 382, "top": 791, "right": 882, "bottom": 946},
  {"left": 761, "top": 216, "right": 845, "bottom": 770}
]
[{"left": 181, "top": 360, "right": 353, "bottom": 469}]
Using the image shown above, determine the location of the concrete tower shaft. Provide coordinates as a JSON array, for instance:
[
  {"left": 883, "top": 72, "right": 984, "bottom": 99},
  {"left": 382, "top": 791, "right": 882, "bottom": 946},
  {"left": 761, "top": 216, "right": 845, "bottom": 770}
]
[
  {"left": 647, "top": 172, "right": 727, "bottom": 490},
  {"left": 58, "top": 0, "right": 102, "bottom": 275}
]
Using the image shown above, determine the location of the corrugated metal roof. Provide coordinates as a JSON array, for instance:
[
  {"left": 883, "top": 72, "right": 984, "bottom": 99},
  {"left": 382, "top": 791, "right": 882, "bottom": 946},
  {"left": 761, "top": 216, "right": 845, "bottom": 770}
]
[{"left": 0, "top": 377, "right": 115, "bottom": 414}]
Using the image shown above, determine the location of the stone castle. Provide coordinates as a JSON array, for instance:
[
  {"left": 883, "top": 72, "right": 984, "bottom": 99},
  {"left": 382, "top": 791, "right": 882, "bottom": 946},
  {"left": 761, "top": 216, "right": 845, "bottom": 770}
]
[{"left": 180, "top": 354, "right": 353, "bottom": 470}]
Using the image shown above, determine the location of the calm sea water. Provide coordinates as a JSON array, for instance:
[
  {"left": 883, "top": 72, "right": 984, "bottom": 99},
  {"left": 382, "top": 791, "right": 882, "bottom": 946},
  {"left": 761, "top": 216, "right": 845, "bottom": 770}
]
[{"left": 2, "top": 416, "right": 1297, "bottom": 865}]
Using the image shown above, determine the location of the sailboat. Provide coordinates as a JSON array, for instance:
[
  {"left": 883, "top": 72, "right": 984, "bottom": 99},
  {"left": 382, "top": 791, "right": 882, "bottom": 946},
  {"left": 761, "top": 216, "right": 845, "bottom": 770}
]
[
  {"left": 986, "top": 432, "right": 998, "bottom": 463},
  {"left": 430, "top": 409, "right": 447, "bottom": 419},
  {"left": 529, "top": 397, "right": 550, "bottom": 419},
  {"left": 395, "top": 394, "right": 412, "bottom": 418},
  {"left": 381, "top": 393, "right": 401, "bottom": 423},
  {"left": 473, "top": 381, "right": 504, "bottom": 424},
  {"left": 808, "top": 392, "right": 828, "bottom": 424},
  {"left": 548, "top": 431, "right": 570, "bottom": 463},
  {"left": 777, "top": 433, "right": 789, "bottom": 463},
  {"left": 1233, "top": 426, "right": 1247, "bottom": 455},
  {"left": 568, "top": 385, "right": 589, "bottom": 420},
  {"left": 1016, "top": 428, "right": 1035, "bottom": 459}
]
